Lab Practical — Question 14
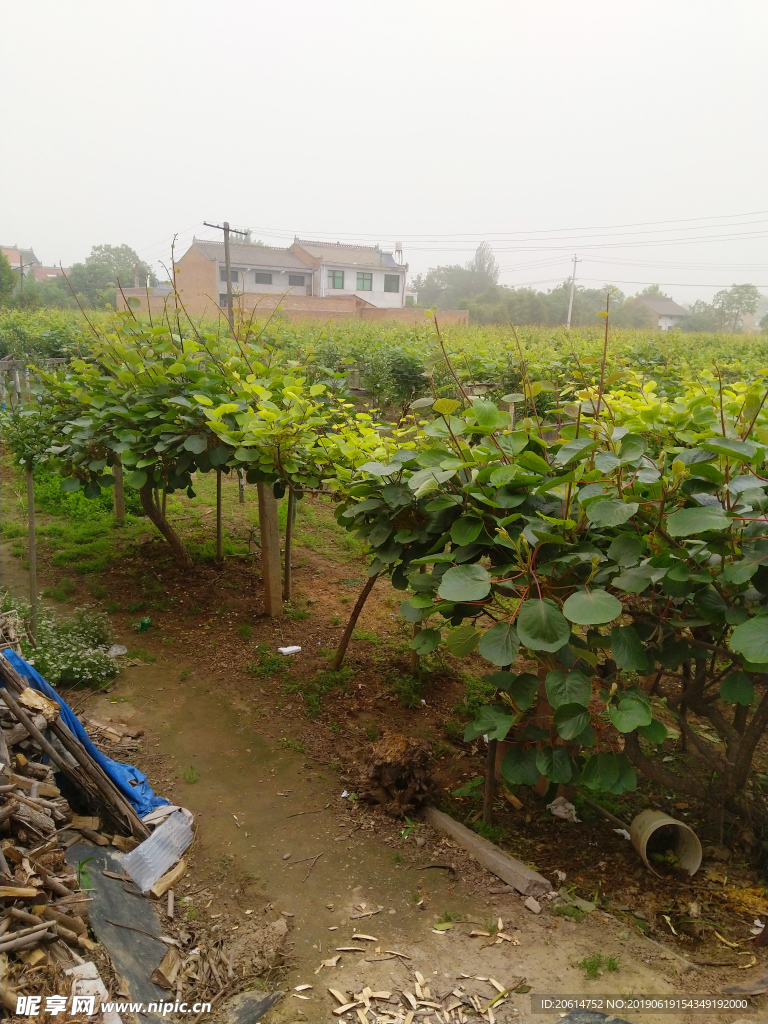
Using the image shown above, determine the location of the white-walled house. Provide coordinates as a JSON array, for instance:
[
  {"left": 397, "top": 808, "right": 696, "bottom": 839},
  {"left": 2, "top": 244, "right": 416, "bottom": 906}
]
[
  {"left": 291, "top": 239, "right": 407, "bottom": 308},
  {"left": 636, "top": 297, "right": 689, "bottom": 331}
]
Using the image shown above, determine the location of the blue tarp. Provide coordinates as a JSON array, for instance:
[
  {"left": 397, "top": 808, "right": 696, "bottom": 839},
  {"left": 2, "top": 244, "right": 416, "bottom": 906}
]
[{"left": 3, "top": 650, "right": 168, "bottom": 818}]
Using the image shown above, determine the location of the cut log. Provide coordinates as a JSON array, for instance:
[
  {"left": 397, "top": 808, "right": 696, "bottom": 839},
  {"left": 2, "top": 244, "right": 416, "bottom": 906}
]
[
  {"left": 423, "top": 807, "right": 552, "bottom": 897},
  {"left": 0, "top": 886, "right": 40, "bottom": 898},
  {"left": 151, "top": 946, "right": 182, "bottom": 989},
  {"left": 11, "top": 801, "right": 56, "bottom": 837},
  {"left": 150, "top": 857, "right": 187, "bottom": 898}
]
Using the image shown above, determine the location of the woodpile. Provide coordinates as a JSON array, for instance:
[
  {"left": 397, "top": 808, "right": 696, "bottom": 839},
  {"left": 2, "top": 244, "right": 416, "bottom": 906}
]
[
  {"left": 358, "top": 733, "right": 436, "bottom": 816},
  {"left": 0, "top": 653, "right": 152, "bottom": 1010}
]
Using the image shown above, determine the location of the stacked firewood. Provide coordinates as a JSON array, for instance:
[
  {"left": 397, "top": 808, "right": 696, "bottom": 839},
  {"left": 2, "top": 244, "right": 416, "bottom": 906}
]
[{"left": 0, "top": 693, "right": 100, "bottom": 1012}]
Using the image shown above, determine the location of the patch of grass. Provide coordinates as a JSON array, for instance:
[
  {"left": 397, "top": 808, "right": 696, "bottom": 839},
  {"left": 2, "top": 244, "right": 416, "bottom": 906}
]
[
  {"left": 432, "top": 740, "right": 454, "bottom": 759},
  {"left": 182, "top": 766, "right": 200, "bottom": 784},
  {"left": 352, "top": 628, "right": 381, "bottom": 644},
  {"left": 444, "top": 719, "right": 464, "bottom": 742},
  {"left": 246, "top": 645, "right": 287, "bottom": 677},
  {"left": 483, "top": 918, "right": 499, "bottom": 934},
  {"left": 0, "top": 522, "right": 26, "bottom": 539},
  {"left": 126, "top": 600, "right": 148, "bottom": 613},
  {"left": 10, "top": 543, "right": 23, "bottom": 557},
  {"left": 186, "top": 906, "right": 198, "bottom": 920},
  {"left": 285, "top": 666, "right": 355, "bottom": 720},
  {"left": 188, "top": 537, "right": 248, "bottom": 562},
  {"left": 188, "top": 603, "right": 203, "bottom": 614},
  {"left": 285, "top": 602, "right": 310, "bottom": 621},
  {"left": 88, "top": 580, "right": 108, "bottom": 599},
  {"left": 105, "top": 601, "right": 122, "bottom": 613},
  {"left": 454, "top": 673, "right": 496, "bottom": 720},
  {"left": 179, "top": 668, "right": 192, "bottom": 681},
  {"left": 472, "top": 820, "right": 507, "bottom": 844},
  {"left": 437, "top": 910, "right": 463, "bottom": 924},
  {"left": 392, "top": 853, "right": 403, "bottom": 864},
  {"left": 387, "top": 671, "right": 424, "bottom": 709},
  {"left": 328, "top": 720, "right": 341, "bottom": 734},
  {"left": 577, "top": 954, "right": 619, "bottom": 979},
  {"left": 238, "top": 624, "right": 252, "bottom": 642},
  {"left": 42, "top": 576, "right": 77, "bottom": 602},
  {"left": 125, "top": 647, "right": 156, "bottom": 663},
  {"left": 364, "top": 725, "right": 380, "bottom": 741},
  {"left": 280, "top": 737, "right": 305, "bottom": 753},
  {"left": 554, "top": 904, "right": 586, "bottom": 922},
  {"left": 330, "top": 615, "right": 341, "bottom": 626}
]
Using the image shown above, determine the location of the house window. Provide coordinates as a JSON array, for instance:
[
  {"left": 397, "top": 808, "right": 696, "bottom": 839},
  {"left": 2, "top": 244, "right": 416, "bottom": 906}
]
[
  {"left": 219, "top": 294, "right": 229, "bottom": 307},
  {"left": 254, "top": 271, "right": 272, "bottom": 285},
  {"left": 384, "top": 274, "right": 400, "bottom": 293},
  {"left": 219, "top": 266, "right": 238, "bottom": 282},
  {"left": 328, "top": 270, "right": 344, "bottom": 289},
  {"left": 288, "top": 274, "right": 305, "bottom": 286},
  {"left": 356, "top": 272, "right": 373, "bottom": 291}
]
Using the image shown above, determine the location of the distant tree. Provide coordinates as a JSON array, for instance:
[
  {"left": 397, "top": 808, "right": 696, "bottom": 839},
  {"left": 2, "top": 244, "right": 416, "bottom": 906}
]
[
  {"left": 411, "top": 243, "right": 499, "bottom": 309},
  {"left": 637, "top": 283, "right": 670, "bottom": 299},
  {"left": 0, "top": 252, "right": 17, "bottom": 306},
  {"left": 711, "top": 283, "right": 760, "bottom": 332},
  {"left": 612, "top": 297, "right": 657, "bottom": 328},
  {"left": 66, "top": 244, "right": 157, "bottom": 307},
  {"left": 760, "top": 311, "right": 768, "bottom": 333},
  {"left": 680, "top": 299, "right": 719, "bottom": 333}
]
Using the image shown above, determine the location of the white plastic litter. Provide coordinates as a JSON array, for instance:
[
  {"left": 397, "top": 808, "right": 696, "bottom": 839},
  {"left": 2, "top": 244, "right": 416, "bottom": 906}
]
[
  {"left": 141, "top": 804, "right": 193, "bottom": 826},
  {"left": 613, "top": 827, "right": 631, "bottom": 840},
  {"left": 123, "top": 809, "right": 193, "bottom": 892},
  {"left": 107, "top": 645, "right": 128, "bottom": 657},
  {"left": 278, "top": 646, "right": 301, "bottom": 656},
  {"left": 547, "top": 796, "right": 581, "bottom": 823},
  {"left": 750, "top": 918, "right": 764, "bottom": 935},
  {"left": 341, "top": 790, "right": 349, "bottom": 799}
]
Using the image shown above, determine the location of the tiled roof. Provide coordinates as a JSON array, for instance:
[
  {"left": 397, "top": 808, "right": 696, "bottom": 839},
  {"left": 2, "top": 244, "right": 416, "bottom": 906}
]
[
  {"left": 637, "top": 297, "right": 689, "bottom": 316},
  {"left": 190, "top": 239, "right": 312, "bottom": 271},
  {"left": 294, "top": 239, "right": 401, "bottom": 270}
]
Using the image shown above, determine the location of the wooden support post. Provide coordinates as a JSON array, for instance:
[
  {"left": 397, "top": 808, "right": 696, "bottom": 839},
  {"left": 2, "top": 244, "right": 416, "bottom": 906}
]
[
  {"left": 112, "top": 456, "right": 125, "bottom": 524},
  {"left": 283, "top": 486, "right": 294, "bottom": 602},
  {"left": 216, "top": 470, "right": 223, "bottom": 561},
  {"left": 483, "top": 739, "right": 498, "bottom": 824},
  {"left": 25, "top": 465, "right": 37, "bottom": 640},
  {"left": 238, "top": 468, "right": 245, "bottom": 504},
  {"left": 257, "top": 482, "right": 282, "bottom": 617}
]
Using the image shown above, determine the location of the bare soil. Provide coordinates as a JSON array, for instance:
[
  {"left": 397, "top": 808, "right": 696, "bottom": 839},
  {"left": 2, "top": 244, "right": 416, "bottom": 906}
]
[{"left": 1, "top": 473, "right": 765, "bottom": 1023}]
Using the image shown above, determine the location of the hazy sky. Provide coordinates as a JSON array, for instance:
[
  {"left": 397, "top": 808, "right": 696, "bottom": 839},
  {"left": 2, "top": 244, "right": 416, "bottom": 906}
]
[{"left": 3, "top": 0, "right": 766, "bottom": 304}]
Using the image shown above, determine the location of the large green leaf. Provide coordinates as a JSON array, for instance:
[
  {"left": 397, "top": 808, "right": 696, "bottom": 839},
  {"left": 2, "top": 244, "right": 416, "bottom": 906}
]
[
  {"left": 501, "top": 747, "right": 540, "bottom": 786},
  {"left": 554, "top": 437, "right": 596, "bottom": 467},
  {"left": 581, "top": 752, "right": 621, "bottom": 791},
  {"left": 472, "top": 399, "right": 501, "bottom": 430},
  {"left": 612, "top": 567, "right": 654, "bottom": 593},
  {"left": 450, "top": 516, "right": 483, "bottom": 546},
  {"left": 410, "top": 628, "right": 442, "bottom": 654},
  {"left": 463, "top": 704, "right": 515, "bottom": 742},
  {"left": 553, "top": 702, "right": 591, "bottom": 740},
  {"left": 605, "top": 753, "right": 637, "bottom": 794},
  {"left": 183, "top": 433, "right": 208, "bottom": 454},
  {"left": 608, "top": 696, "right": 652, "bottom": 733},
  {"left": 700, "top": 437, "right": 757, "bottom": 462},
  {"left": 508, "top": 672, "right": 540, "bottom": 711},
  {"left": 445, "top": 624, "right": 481, "bottom": 657},
  {"left": 517, "top": 599, "right": 570, "bottom": 652},
  {"left": 608, "top": 534, "right": 645, "bottom": 567},
  {"left": 497, "top": 432, "right": 529, "bottom": 458},
  {"left": 545, "top": 669, "right": 591, "bottom": 709},
  {"left": 586, "top": 498, "right": 639, "bottom": 527},
  {"left": 719, "top": 671, "right": 755, "bottom": 705},
  {"left": 535, "top": 746, "right": 572, "bottom": 783},
  {"left": 478, "top": 622, "right": 520, "bottom": 666},
  {"left": 728, "top": 617, "right": 768, "bottom": 665},
  {"left": 610, "top": 625, "right": 652, "bottom": 672},
  {"left": 666, "top": 506, "right": 730, "bottom": 536},
  {"left": 125, "top": 469, "right": 148, "bottom": 489},
  {"left": 400, "top": 600, "right": 429, "bottom": 623},
  {"left": 637, "top": 718, "right": 668, "bottom": 744},
  {"left": 563, "top": 589, "right": 623, "bottom": 625},
  {"left": 438, "top": 564, "right": 492, "bottom": 602}
]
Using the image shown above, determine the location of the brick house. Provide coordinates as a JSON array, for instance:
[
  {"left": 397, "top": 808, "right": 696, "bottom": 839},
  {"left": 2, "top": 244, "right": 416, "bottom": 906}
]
[
  {"left": 117, "top": 236, "right": 468, "bottom": 323},
  {"left": 635, "top": 296, "right": 689, "bottom": 330},
  {"left": 1, "top": 246, "right": 68, "bottom": 282}
]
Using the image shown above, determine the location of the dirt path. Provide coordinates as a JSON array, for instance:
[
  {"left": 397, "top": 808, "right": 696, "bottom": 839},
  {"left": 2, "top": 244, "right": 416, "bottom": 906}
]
[
  {"left": 1, "top": 537, "right": 763, "bottom": 1024},
  {"left": 71, "top": 649, "right": 759, "bottom": 1024}
]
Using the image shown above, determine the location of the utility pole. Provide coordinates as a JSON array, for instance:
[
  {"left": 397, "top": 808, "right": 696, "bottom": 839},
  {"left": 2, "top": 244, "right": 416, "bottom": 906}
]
[
  {"left": 566, "top": 254, "right": 581, "bottom": 329},
  {"left": 203, "top": 220, "right": 248, "bottom": 334}
]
